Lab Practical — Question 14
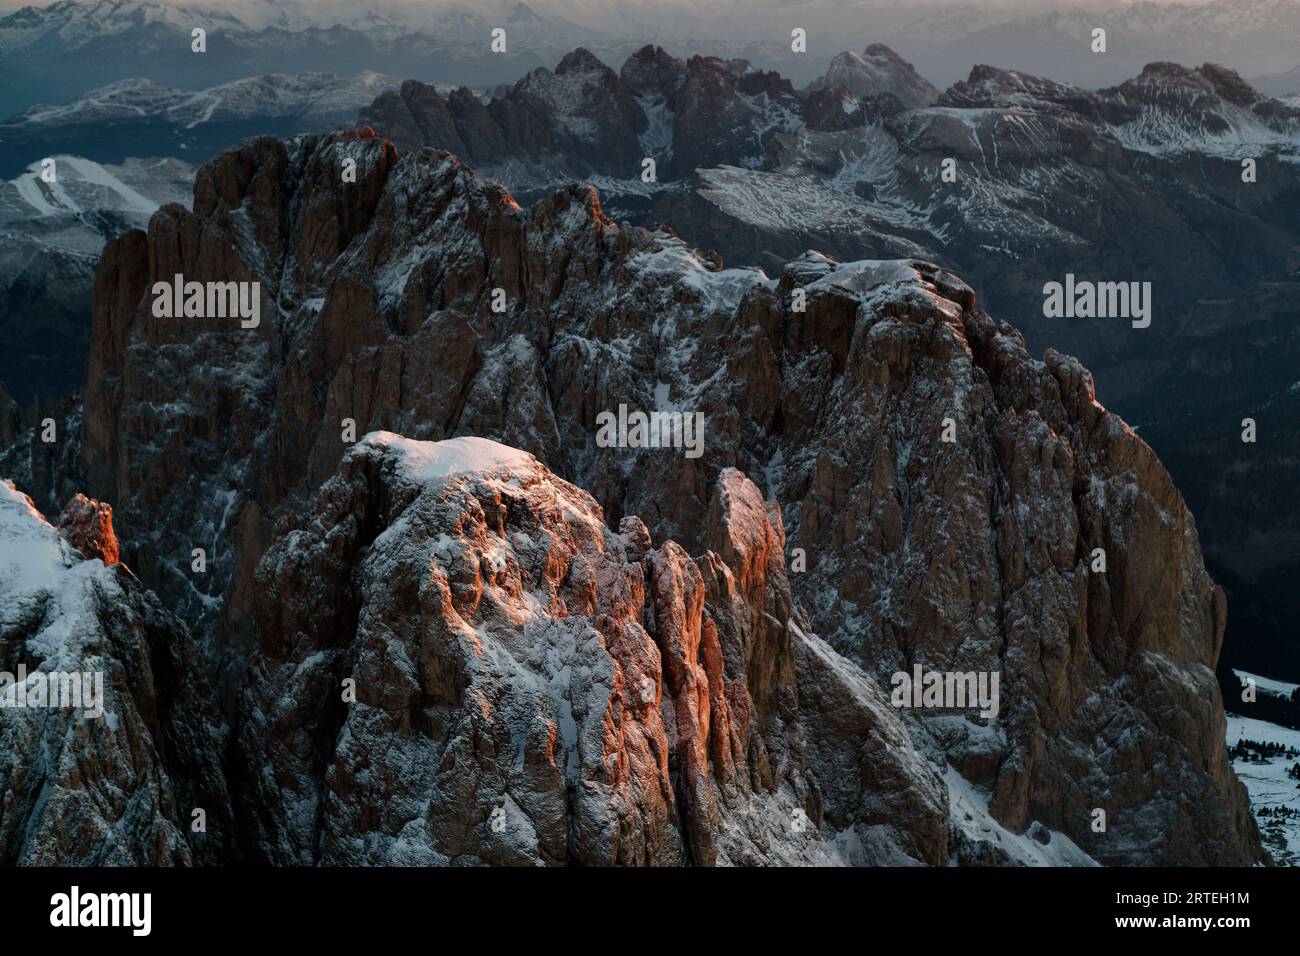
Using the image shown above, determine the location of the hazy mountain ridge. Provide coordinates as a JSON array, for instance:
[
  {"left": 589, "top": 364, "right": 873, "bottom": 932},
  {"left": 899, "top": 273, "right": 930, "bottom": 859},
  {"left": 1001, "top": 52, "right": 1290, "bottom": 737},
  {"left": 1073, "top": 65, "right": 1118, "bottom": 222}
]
[
  {"left": 0, "top": 154, "right": 193, "bottom": 403},
  {"left": 0, "top": 70, "right": 402, "bottom": 178},
  {"left": 7, "top": 70, "right": 400, "bottom": 129},
  {"left": 5, "top": 0, "right": 1300, "bottom": 120}
]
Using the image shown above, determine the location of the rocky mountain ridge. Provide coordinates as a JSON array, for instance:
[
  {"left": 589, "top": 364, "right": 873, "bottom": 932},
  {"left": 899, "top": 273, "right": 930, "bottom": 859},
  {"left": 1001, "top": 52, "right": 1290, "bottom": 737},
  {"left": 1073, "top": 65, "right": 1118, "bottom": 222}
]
[
  {"left": 356, "top": 45, "right": 1300, "bottom": 686},
  {"left": 359, "top": 43, "right": 947, "bottom": 206},
  {"left": 5, "top": 71, "right": 401, "bottom": 131},
  {"left": 5, "top": 0, "right": 1300, "bottom": 117},
  {"left": 0, "top": 128, "right": 1257, "bottom": 864}
]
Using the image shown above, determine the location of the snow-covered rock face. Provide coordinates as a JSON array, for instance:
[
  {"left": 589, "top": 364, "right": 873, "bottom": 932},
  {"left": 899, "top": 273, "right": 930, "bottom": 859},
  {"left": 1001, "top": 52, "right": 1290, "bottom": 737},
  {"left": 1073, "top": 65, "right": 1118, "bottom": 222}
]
[
  {"left": 807, "top": 45, "right": 940, "bottom": 110},
  {"left": 939, "top": 60, "right": 1300, "bottom": 159},
  {"left": 0, "top": 155, "right": 193, "bottom": 403},
  {"left": 73, "top": 130, "right": 1262, "bottom": 865},
  {"left": 618, "top": 57, "right": 1300, "bottom": 663},
  {"left": 665, "top": 57, "right": 1300, "bottom": 290},
  {"left": 6, "top": 72, "right": 402, "bottom": 132},
  {"left": 0, "top": 481, "right": 232, "bottom": 865},
  {"left": 1102, "top": 61, "right": 1300, "bottom": 157},
  {"left": 238, "top": 434, "right": 948, "bottom": 864},
  {"left": 935, "top": 60, "right": 1300, "bottom": 160},
  {"left": 0, "top": 480, "right": 74, "bottom": 598}
]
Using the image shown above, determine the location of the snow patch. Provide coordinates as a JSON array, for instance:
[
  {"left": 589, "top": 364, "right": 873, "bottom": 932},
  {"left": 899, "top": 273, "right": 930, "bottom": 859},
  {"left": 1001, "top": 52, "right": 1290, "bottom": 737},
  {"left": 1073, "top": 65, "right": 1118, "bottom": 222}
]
[
  {"left": 1234, "top": 669, "right": 1299, "bottom": 698},
  {"left": 362, "top": 432, "right": 538, "bottom": 482},
  {"left": 0, "top": 480, "right": 75, "bottom": 597},
  {"left": 945, "top": 766, "right": 1100, "bottom": 866}
]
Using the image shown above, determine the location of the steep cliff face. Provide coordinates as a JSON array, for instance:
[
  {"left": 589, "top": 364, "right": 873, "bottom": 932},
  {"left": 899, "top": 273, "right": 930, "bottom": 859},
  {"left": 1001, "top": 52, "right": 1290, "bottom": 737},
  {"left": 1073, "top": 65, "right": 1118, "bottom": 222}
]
[
  {"left": 239, "top": 434, "right": 948, "bottom": 865},
  {"left": 359, "top": 46, "right": 802, "bottom": 185},
  {"left": 766, "top": 255, "right": 1255, "bottom": 865},
  {"left": 76, "top": 130, "right": 1261, "bottom": 865},
  {"left": 0, "top": 481, "right": 232, "bottom": 864}
]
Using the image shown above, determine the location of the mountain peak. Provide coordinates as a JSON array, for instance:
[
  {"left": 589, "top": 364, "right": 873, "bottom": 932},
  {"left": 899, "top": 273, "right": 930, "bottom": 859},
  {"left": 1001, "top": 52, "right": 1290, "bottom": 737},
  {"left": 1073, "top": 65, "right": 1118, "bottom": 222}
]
[
  {"left": 67, "top": 127, "right": 1263, "bottom": 864},
  {"left": 507, "top": 1, "right": 544, "bottom": 24},
  {"left": 809, "top": 44, "right": 938, "bottom": 109},
  {"left": 1123, "top": 60, "right": 1264, "bottom": 108},
  {"left": 361, "top": 432, "right": 542, "bottom": 485},
  {"left": 555, "top": 46, "right": 611, "bottom": 76}
]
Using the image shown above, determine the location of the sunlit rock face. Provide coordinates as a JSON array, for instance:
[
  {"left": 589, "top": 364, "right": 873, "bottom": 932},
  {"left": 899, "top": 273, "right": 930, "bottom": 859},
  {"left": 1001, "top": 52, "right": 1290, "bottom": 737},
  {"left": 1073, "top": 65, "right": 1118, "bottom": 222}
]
[
  {"left": 58, "top": 493, "right": 119, "bottom": 566},
  {"left": 236, "top": 433, "right": 949, "bottom": 865}
]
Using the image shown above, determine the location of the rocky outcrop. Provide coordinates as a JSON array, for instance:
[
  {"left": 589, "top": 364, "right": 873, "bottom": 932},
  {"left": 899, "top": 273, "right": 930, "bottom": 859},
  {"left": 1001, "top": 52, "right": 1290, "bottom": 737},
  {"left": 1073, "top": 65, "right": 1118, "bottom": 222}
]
[
  {"left": 620, "top": 44, "right": 689, "bottom": 100},
  {"left": 764, "top": 256, "right": 1258, "bottom": 865},
  {"left": 0, "top": 480, "right": 232, "bottom": 865},
  {"left": 74, "top": 129, "right": 1262, "bottom": 865},
  {"left": 58, "top": 493, "right": 119, "bottom": 565},
  {"left": 238, "top": 434, "right": 948, "bottom": 865}
]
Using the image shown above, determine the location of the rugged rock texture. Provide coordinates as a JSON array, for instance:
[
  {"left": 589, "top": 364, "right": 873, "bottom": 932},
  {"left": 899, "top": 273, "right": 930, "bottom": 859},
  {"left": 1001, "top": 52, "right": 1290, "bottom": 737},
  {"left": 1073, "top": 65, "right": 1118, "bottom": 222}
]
[
  {"left": 74, "top": 130, "right": 1262, "bottom": 865},
  {"left": 239, "top": 434, "right": 948, "bottom": 865},
  {"left": 631, "top": 60, "right": 1300, "bottom": 685},
  {"left": 0, "top": 395, "right": 85, "bottom": 523},
  {"left": 768, "top": 256, "right": 1257, "bottom": 865},
  {"left": 0, "top": 480, "right": 233, "bottom": 865},
  {"left": 360, "top": 45, "right": 804, "bottom": 189},
  {"left": 0, "top": 385, "right": 17, "bottom": 449},
  {"left": 58, "top": 493, "right": 119, "bottom": 565}
]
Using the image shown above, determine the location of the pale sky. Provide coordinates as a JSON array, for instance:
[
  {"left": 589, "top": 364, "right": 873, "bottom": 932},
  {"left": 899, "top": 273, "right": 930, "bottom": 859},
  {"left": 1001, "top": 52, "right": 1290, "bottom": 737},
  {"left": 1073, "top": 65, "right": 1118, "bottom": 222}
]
[{"left": 0, "top": 0, "right": 1230, "bottom": 47}]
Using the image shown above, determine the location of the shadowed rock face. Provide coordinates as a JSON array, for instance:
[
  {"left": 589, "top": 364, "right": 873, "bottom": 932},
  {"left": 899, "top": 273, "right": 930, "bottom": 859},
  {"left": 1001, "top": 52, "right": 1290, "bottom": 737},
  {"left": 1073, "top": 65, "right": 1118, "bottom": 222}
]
[
  {"left": 0, "top": 481, "right": 233, "bottom": 865},
  {"left": 62, "top": 130, "right": 1261, "bottom": 865},
  {"left": 360, "top": 45, "right": 804, "bottom": 183}
]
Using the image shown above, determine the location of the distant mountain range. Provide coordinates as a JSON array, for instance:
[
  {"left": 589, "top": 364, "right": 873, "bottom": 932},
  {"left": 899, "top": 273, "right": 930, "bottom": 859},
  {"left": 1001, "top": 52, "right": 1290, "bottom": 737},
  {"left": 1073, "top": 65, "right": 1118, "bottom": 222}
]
[
  {"left": 4, "top": 0, "right": 1300, "bottom": 122},
  {"left": 0, "top": 154, "right": 193, "bottom": 403},
  {"left": 0, "top": 0, "right": 613, "bottom": 119},
  {"left": 0, "top": 70, "right": 400, "bottom": 177}
]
